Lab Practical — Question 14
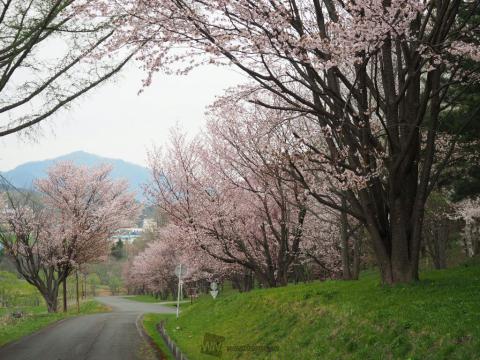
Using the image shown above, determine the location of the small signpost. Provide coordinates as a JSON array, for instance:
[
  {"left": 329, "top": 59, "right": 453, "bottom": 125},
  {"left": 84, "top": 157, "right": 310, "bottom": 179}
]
[
  {"left": 210, "top": 281, "right": 218, "bottom": 299},
  {"left": 175, "top": 264, "right": 187, "bottom": 319}
]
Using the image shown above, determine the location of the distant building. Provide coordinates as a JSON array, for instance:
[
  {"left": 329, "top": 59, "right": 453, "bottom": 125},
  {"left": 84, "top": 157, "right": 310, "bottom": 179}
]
[
  {"left": 111, "top": 228, "right": 143, "bottom": 243},
  {"left": 142, "top": 218, "right": 157, "bottom": 232}
]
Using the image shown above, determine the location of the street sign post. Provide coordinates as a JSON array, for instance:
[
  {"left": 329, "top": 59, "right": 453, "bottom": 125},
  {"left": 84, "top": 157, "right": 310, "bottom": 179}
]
[
  {"left": 175, "top": 264, "right": 187, "bottom": 319},
  {"left": 175, "top": 264, "right": 187, "bottom": 278}
]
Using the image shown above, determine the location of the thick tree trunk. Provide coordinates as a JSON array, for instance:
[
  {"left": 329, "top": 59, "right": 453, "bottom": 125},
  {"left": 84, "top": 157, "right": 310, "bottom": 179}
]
[
  {"left": 368, "top": 242, "right": 418, "bottom": 284},
  {"left": 374, "top": 230, "right": 419, "bottom": 285},
  {"left": 43, "top": 288, "right": 59, "bottom": 313},
  {"left": 46, "top": 297, "right": 58, "bottom": 313},
  {"left": 378, "top": 257, "right": 417, "bottom": 284},
  {"left": 256, "top": 271, "right": 277, "bottom": 288},
  {"left": 364, "top": 197, "right": 421, "bottom": 285},
  {"left": 276, "top": 267, "right": 288, "bottom": 287}
]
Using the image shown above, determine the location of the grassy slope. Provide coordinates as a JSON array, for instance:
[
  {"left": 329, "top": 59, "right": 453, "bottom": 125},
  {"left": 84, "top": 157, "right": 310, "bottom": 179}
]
[
  {"left": 0, "top": 300, "right": 110, "bottom": 347},
  {"left": 143, "top": 313, "right": 175, "bottom": 360},
  {"left": 145, "top": 262, "right": 480, "bottom": 360}
]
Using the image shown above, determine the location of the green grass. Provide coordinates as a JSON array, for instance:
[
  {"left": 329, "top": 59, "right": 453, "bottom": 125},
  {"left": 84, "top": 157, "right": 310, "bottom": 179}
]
[
  {"left": 123, "top": 294, "right": 165, "bottom": 303},
  {"left": 164, "top": 301, "right": 194, "bottom": 310},
  {"left": 0, "top": 300, "right": 110, "bottom": 347},
  {"left": 144, "top": 262, "right": 480, "bottom": 359},
  {"left": 124, "top": 294, "right": 192, "bottom": 309}
]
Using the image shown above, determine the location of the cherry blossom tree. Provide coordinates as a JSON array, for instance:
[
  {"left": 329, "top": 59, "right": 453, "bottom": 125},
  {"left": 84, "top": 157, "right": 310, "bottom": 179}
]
[
  {"left": 0, "top": 194, "right": 61, "bottom": 312},
  {"left": 102, "top": 0, "right": 480, "bottom": 283},
  {"left": 296, "top": 203, "right": 342, "bottom": 279},
  {"left": 208, "top": 99, "right": 353, "bottom": 281},
  {"left": 455, "top": 197, "right": 480, "bottom": 257},
  {"left": 0, "top": 162, "right": 140, "bottom": 312},
  {"left": 125, "top": 223, "right": 230, "bottom": 297},
  {"left": 208, "top": 91, "right": 366, "bottom": 280},
  {"left": 146, "top": 117, "right": 345, "bottom": 287},
  {"left": 205, "top": 106, "right": 312, "bottom": 286},
  {"left": 127, "top": 240, "right": 176, "bottom": 297}
]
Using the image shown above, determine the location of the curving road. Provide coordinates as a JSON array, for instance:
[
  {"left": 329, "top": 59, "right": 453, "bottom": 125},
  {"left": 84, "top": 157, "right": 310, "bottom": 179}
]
[{"left": 0, "top": 296, "right": 176, "bottom": 360}]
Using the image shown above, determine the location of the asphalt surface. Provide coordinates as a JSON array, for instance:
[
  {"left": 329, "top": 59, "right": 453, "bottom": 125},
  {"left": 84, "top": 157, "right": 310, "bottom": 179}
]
[{"left": 0, "top": 296, "right": 177, "bottom": 360}]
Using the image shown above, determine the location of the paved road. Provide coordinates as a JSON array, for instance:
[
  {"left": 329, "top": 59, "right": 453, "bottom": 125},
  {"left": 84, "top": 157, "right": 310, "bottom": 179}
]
[{"left": 0, "top": 296, "right": 176, "bottom": 360}]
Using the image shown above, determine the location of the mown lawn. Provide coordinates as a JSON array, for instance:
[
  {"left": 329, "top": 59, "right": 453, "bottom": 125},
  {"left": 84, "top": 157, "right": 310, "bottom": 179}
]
[
  {"left": 0, "top": 300, "right": 110, "bottom": 347},
  {"left": 144, "top": 261, "right": 480, "bottom": 359}
]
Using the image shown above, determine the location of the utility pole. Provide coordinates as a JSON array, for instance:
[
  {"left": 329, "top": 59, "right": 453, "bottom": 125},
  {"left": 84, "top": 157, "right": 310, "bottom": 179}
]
[{"left": 174, "top": 264, "right": 187, "bottom": 319}]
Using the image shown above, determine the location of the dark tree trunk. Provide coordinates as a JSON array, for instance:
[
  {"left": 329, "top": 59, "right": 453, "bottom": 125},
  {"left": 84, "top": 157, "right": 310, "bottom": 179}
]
[
  {"left": 276, "top": 267, "right": 288, "bottom": 287},
  {"left": 473, "top": 228, "right": 480, "bottom": 256},
  {"left": 364, "top": 197, "right": 422, "bottom": 285},
  {"left": 423, "top": 213, "right": 451, "bottom": 270},
  {"left": 352, "top": 235, "right": 361, "bottom": 280},
  {"left": 63, "top": 277, "right": 68, "bottom": 312},
  {"left": 340, "top": 197, "right": 352, "bottom": 280},
  {"left": 83, "top": 274, "right": 87, "bottom": 299},
  {"left": 256, "top": 271, "right": 277, "bottom": 288},
  {"left": 42, "top": 287, "right": 59, "bottom": 313},
  {"left": 374, "top": 231, "right": 419, "bottom": 285},
  {"left": 75, "top": 270, "right": 80, "bottom": 313},
  {"left": 232, "top": 271, "right": 254, "bottom": 292},
  {"left": 45, "top": 296, "right": 58, "bottom": 313},
  {"left": 242, "top": 270, "right": 254, "bottom": 291},
  {"left": 432, "top": 226, "right": 448, "bottom": 269},
  {"left": 231, "top": 276, "right": 241, "bottom": 291}
]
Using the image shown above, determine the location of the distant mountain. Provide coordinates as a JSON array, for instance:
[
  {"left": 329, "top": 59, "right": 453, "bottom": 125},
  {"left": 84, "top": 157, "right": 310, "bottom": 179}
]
[{"left": 1, "top": 151, "right": 151, "bottom": 200}]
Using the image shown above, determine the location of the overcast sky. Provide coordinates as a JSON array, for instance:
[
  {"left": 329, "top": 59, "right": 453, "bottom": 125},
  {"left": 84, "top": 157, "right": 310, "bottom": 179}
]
[{"left": 0, "top": 62, "right": 246, "bottom": 171}]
